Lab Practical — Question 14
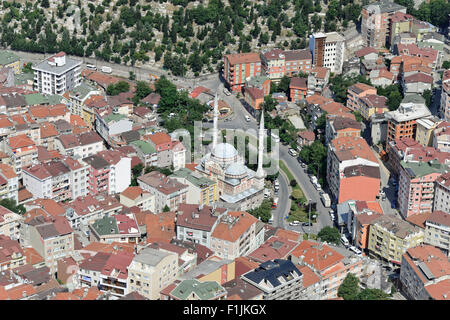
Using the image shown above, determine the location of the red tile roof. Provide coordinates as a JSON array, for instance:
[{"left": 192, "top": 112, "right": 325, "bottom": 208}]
[{"left": 290, "top": 240, "right": 344, "bottom": 272}]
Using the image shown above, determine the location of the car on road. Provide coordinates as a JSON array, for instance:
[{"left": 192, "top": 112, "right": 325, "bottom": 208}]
[
  {"left": 340, "top": 235, "right": 350, "bottom": 247},
  {"left": 289, "top": 221, "right": 301, "bottom": 226},
  {"left": 297, "top": 157, "right": 302, "bottom": 164},
  {"left": 245, "top": 115, "right": 250, "bottom": 122},
  {"left": 274, "top": 180, "right": 280, "bottom": 191},
  {"left": 302, "top": 222, "right": 312, "bottom": 227},
  {"left": 86, "top": 64, "right": 96, "bottom": 70},
  {"left": 272, "top": 197, "right": 279, "bottom": 209},
  {"left": 330, "top": 213, "right": 336, "bottom": 221},
  {"left": 349, "top": 246, "right": 362, "bottom": 256},
  {"left": 271, "top": 132, "right": 280, "bottom": 143},
  {"left": 301, "top": 163, "right": 306, "bottom": 168},
  {"left": 223, "top": 88, "right": 231, "bottom": 96},
  {"left": 288, "top": 148, "right": 298, "bottom": 157},
  {"left": 101, "top": 66, "right": 112, "bottom": 73}
]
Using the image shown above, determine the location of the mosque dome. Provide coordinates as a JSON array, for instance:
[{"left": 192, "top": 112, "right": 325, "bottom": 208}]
[
  {"left": 225, "top": 162, "right": 247, "bottom": 177},
  {"left": 211, "top": 142, "right": 238, "bottom": 160}
]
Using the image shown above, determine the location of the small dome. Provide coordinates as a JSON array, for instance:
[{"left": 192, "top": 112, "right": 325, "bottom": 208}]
[
  {"left": 225, "top": 162, "right": 247, "bottom": 176},
  {"left": 212, "top": 143, "right": 238, "bottom": 159}
]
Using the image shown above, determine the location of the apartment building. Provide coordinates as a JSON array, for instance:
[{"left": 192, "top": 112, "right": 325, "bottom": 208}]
[
  {"left": 137, "top": 171, "right": 188, "bottom": 213},
  {"left": 89, "top": 213, "right": 140, "bottom": 244},
  {"left": 289, "top": 77, "right": 308, "bottom": 103},
  {"left": 440, "top": 70, "right": 450, "bottom": 121},
  {"left": 22, "top": 160, "right": 72, "bottom": 202},
  {"left": 97, "top": 150, "right": 131, "bottom": 195},
  {"left": 224, "top": 53, "right": 261, "bottom": 92},
  {"left": 400, "top": 244, "right": 450, "bottom": 300},
  {"left": 367, "top": 214, "right": 423, "bottom": 266},
  {"left": 33, "top": 52, "right": 82, "bottom": 95},
  {"left": 402, "top": 72, "right": 433, "bottom": 94},
  {"left": 54, "top": 131, "right": 105, "bottom": 159},
  {"left": 146, "top": 132, "right": 173, "bottom": 168},
  {"left": 66, "top": 81, "right": 101, "bottom": 116},
  {"left": 397, "top": 160, "right": 448, "bottom": 218},
  {"left": 127, "top": 247, "right": 178, "bottom": 300},
  {"left": 82, "top": 154, "right": 110, "bottom": 195},
  {"left": 95, "top": 111, "right": 133, "bottom": 144},
  {"left": 161, "top": 279, "right": 227, "bottom": 300},
  {"left": 0, "top": 163, "right": 18, "bottom": 203},
  {"left": 20, "top": 215, "right": 74, "bottom": 273},
  {"left": 0, "top": 235, "right": 26, "bottom": 271},
  {"left": 424, "top": 211, "right": 450, "bottom": 255},
  {"left": 357, "top": 94, "right": 389, "bottom": 121},
  {"left": 210, "top": 211, "right": 260, "bottom": 260},
  {"left": 432, "top": 121, "right": 450, "bottom": 152},
  {"left": 325, "top": 116, "right": 361, "bottom": 145},
  {"left": 242, "top": 259, "right": 303, "bottom": 300},
  {"left": 385, "top": 94, "right": 431, "bottom": 144},
  {"left": 389, "top": 12, "right": 415, "bottom": 48},
  {"left": 290, "top": 240, "right": 364, "bottom": 299},
  {"left": 346, "top": 82, "right": 377, "bottom": 112},
  {"left": 0, "top": 51, "right": 20, "bottom": 74},
  {"left": 415, "top": 116, "right": 441, "bottom": 147},
  {"left": 309, "top": 32, "right": 345, "bottom": 74},
  {"left": 175, "top": 203, "right": 226, "bottom": 248},
  {"left": 170, "top": 168, "right": 218, "bottom": 206},
  {"left": 433, "top": 172, "right": 450, "bottom": 213},
  {"left": 307, "top": 67, "right": 330, "bottom": 95},
  {"left": 0, "top": 205, "right": 23, "bottom": 241},
  {"left": 260, "top": 49, "right": 312, "bottom": 81},
  {"left": 327, "top": 136, "right": 379, "bottom": 202},
  {"left": 4, "top": 134, "right": 38, "bottom": 178},
  {"left": 120, "top": 186, "right": 155, "bottom": 213},
  {"left": 130, "top": 140, "right": 158, "bottom": 167},
  {"left": 79, "top": 251, "right": 133, "bottom": 298},
  {"left": 361, "top": 1, "right": 406, "bottom": 49}
]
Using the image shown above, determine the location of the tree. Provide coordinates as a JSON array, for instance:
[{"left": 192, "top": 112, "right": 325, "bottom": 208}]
[
  {"left": 357, "top": 288, "right": 389, "bottom": 300},
  {"left": 132, "top": 163, "right": 143, "bottom": 177},
  {"left": 0, "top": 199, "right": 26, "bottom": 215},
  {"left": 338, "top": 273, "right": 360, "bottom": 300},
  {"left": 317, "top": 226, "right": 340, "bottom": 245},
  {"left": 41, "top": 0, "right": 50, "bottom": 8},
  {"left": 442, "top": 61, "right": 450, "bottom": 69},
  {"left": 353, "top": 111, "right": 363, "bottom": 123},
  {"left": 163, "top": 205, "right": 170, "bottom": 212},
  {"left": 22, "top": 62, "right": 33, "bottom": 73},
  {"left": 290, "top": 179, "right": 298, "bottom": 187},
  {"left": 248, "top": 199, "right": 272, "bottom": 222},
  {"left": 134, "top": 81, "right": 152, "bottom": 100},
  {"left": 422, "top": 89, "right": 432, "bottom": 108},
  {"left": 129, "top": 71, "right": 136, "bottom": 80}
]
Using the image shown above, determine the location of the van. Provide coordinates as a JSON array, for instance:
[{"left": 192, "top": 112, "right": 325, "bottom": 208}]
[
  {"left": 101, "top": 66, "right": 112, "bottom": 74},
  {"left": 86, "top": 64, "right": 96, "bottom": 70},
  {"left": 341, "top": 235, "right": 349, "bottom": 247}
]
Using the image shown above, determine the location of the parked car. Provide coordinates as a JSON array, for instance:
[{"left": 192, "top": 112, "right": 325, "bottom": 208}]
[
  {"left": 302, "top": 222, "right": 312, "bottom": 227},
  {"left": 289, "top": 221, "right": 301, "bottom": 226},
  {"left": 272, "top": 197, "right": 279, "bottom": 209},
  {"left": 349, "top": 246, "right": 362, "bottom": 256},
  {"left": 223, "top": 88, "right": 231, "bottom": 96},
  {"left": 245, "top": 115, "right": 250, "bottom": 122},
  {"left": 330, "top": 213, "right": 336, "bottom": 221},
  {"left": 288, "top": 148, "right": 298, "bottom": 157},
  {"left": 341, "top": 235, "right": 350, "bottom": 247}
]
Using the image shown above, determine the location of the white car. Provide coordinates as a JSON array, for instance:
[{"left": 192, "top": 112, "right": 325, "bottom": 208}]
[
  {"left": 288, "top": 148, "right": 298, "bottom": 157},
  {"left": 289, "top": 221, "right": 301, "bottom": 226},
  {"left": 330, "top": 213, "right": 336, "bottom": 221},
  {"left": 349, "top": 246, "right": 362, "bottom": 256},
  {"left": 223, "top": 88, "right": 231, "bottom": 96},
  {"left": 245, "top": 115, "right": 250, "bottom": 122}
]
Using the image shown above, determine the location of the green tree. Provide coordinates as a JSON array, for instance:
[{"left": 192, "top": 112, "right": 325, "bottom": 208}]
[
  {"left": 338, "top": 273, "right": 360, "bottom": 300},
  {"left": 248, "top": 199, "right": 272, "bottom": 222},
  {"left": 134, "top": 81, "right": 152, "bottom": 100},
  {"left": 163, "top": 205, "right": 171, "bottom": 212},
  {"left": 422, "top": 89, "right": 432, "bottom": 108},
  {"left": 357, "top": 288, "right": 389, "bottom": 300},
  {"left": 442, "top": 61, "right": 450, "bottom": 69},
  {"left": 317, "top": 226, "right": 340, "bottom": 245},
  {"left": 0, "top": 199, "right": 26, "bottom": 215},
  {"left": 353, "top": 111, "right": 363, "bottom": 123},
  {"left": 22, "top": 62, "right": 33, "bottom": 73}
]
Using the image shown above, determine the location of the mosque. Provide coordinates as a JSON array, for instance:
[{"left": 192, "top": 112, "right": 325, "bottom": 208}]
[{"left": 195, "top": 94, "right": 266, "bottom": 211}]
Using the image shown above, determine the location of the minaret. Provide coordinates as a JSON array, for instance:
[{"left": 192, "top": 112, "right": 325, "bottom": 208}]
[
  {"left": 212, "top": 93, "right": 218, "bottom": 149},
  {"left": 255, "top": 110, "right": 265, "bottom": 187}
]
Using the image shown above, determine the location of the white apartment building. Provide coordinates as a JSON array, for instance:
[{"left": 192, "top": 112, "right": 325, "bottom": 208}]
[
  {"left": 0, "top": 205, "right": 23, "bottom": 240},
  {"left": 424, "top": 210, "right": 450, "bottom": 256},
  {"left": 127, "top": 247, "right": 178, "bottom": 300},
  {"left": 32, "top": 52, "right": 82, "bottom": 95},
  {"left": 441, "top": 70, "right": 450, "bottom": 121},
  {"left": 97, "top": 150, "right": 131, "bottom": 195},
  {"left": 309, "top": 32, "right": 345, "bottom": 74},
  {"left": 433, "top": 172, "right": 450, "bottom": 213}
]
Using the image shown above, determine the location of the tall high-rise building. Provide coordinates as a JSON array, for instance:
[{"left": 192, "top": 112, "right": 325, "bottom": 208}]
[
  {"left": 309, "top": 32, "right": 345, "bottom": 74},
  {"left": 361, "top": 0, "right": 406, "bottom": 49},
  {"left": 32, "top": 52, "right": 82, "bottom": 95}
]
